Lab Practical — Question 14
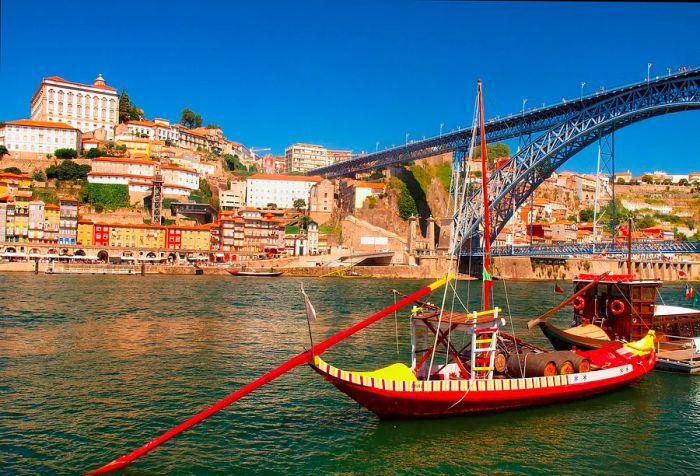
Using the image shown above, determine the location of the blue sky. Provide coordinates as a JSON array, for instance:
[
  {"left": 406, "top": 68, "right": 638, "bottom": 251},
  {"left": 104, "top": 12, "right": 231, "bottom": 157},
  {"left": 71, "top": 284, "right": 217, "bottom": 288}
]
[{"left": 1, "top": 1, "right": 699, "bottom": 174}]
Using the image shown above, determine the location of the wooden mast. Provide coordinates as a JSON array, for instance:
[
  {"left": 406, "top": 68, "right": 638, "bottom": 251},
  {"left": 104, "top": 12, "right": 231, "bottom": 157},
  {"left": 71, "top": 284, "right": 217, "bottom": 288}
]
[
  {"left": 478, "top": 80, "right": 492, "bottom": 311},
  {"left": 627, "top": 216, "right": 633, "bottom": 275}
]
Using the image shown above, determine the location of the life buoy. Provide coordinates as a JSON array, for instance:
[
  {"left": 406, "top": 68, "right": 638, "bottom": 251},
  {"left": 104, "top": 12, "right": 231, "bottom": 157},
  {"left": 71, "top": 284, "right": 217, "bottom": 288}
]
[
  {"left": 572, "top": 296, "right": 586, "bottom": 311},
  {"left": 610, "top": 299, "right": 625, "bottom": 315}
]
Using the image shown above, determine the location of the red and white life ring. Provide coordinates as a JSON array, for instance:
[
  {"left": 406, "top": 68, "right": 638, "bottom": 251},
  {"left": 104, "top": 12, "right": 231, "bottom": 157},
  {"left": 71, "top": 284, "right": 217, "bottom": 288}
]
[
  {"left": 610, "top": 299, "right": 625, "bottom": 316},
  {"left": 572, "top": 296, "right": 586, "bottom": 311}
]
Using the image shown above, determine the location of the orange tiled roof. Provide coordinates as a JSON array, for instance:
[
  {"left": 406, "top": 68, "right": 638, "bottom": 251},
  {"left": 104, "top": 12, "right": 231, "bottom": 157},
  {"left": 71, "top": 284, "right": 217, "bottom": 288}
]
[
  {"left": 43, "top": 75, "right": 117, "bottom": 92},
  {"left": 354, "top": 181, "right": 385, "bottom": 190},
  {"left": 160, "top": 164, "right": 197, "bottom": 173},
  {"left": 126, "top": 120, "right": 155, "bottom": 127},
  {"left": 88, "top": 172, "right": 153, "bottom": 180},
  {"left": 5, "top": 119, "right": 77, "bottom": 130},
  {"left": 91, "top": 157, "right": 156, "bottom": 165}
]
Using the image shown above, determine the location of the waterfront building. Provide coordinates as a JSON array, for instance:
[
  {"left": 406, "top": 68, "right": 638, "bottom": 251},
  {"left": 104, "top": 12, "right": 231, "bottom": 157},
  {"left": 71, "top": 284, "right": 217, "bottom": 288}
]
[
  {"left": 245, "top": 173, "right": 322, "bottom": 209},
  {"left": 0, "top": 202, "right": 13, "bottom": 242},
  {"left": 93, "top": 223, "right": 110, "bottom": 247},
  {"left": 58, "top": 198, "right": 79, "bottom": 245},
  {"left": 44, "top": 204, "right": 60, "bottom": 243},
  {"left": 28, "top": 201, "right": 45, "bottom": 242},
  {"left": 12, "top": 191, "right": 31, "bottom": 243},
  {"left": 108, "top": 223, "right": 165, "bottom": 249},
  {"left": 219, "top": 181, "right": 246, "bottom": 211},
  {"left": 77, "top": 219, "right": 94, "bottom": 246},
  {"left": 165, "top": 224, "right": 211, "bottom": 250},
  {"left": 0, "top": 119, "right": 81, "bottom": 159},
  {"left": 238, "top": 208, "right": 286, "bottom": 258},
  {"left": 30, "top": 74, "right": 118, "bottom": 140}
]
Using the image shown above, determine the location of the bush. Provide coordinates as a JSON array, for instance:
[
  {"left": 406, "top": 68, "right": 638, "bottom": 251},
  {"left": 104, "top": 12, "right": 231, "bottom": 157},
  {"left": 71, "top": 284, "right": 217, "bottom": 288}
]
[
  {"left": 387, "top": 177, "right": 418, "bottom": 219},
  {"left": 32, "top": 170, "right": 47, "bottom": 181},
  {"left": 79, "top": 183, "right": 130, "bottom": 210},
  {"left": 84, "top": 148, "right": 106, "bottom": 159},
  {"left": 3, "top": 166, "right": 23, "bottom": 174},
  {"left": 46, "top": 160, "right": 91, "bottom": 180},
  {"left": 54, "top": 148, "right": 78, "bottom": 159}
]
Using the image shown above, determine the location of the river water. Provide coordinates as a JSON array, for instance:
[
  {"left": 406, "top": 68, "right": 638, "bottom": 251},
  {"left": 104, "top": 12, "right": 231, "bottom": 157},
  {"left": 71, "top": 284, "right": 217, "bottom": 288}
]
[{"left": 1, "top": 274, "right": 698, "bottom": 475}]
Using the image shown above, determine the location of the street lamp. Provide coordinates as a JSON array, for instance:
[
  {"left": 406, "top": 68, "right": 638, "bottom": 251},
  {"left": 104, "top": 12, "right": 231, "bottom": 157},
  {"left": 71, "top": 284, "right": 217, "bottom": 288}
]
[
  {"left": 405, "top": 133, "right": 410, "bottom": 146},
  {"left": 521, "top": 98, "right": 527, "bottom": 116},
  {"left": 667, "top": 67, "right": 671, "bottom": 77},
  {"left": 580, "top": 81, "right": 586, "bottom": 102},
  {"left": 439, "top": 123, "right": 444, "bottom": 137},
  {"left": 647, "top": 63, "right": 653, "bottom": 82},
  {"left": 375, "top": 141, "right": 379, "bottom": 152}
]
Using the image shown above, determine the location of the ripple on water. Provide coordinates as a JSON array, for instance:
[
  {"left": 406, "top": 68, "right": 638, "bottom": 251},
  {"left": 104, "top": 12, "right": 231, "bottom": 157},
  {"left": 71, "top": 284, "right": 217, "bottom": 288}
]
[{"left": 0, "top": 275, "right": 698, "bottom": 474}]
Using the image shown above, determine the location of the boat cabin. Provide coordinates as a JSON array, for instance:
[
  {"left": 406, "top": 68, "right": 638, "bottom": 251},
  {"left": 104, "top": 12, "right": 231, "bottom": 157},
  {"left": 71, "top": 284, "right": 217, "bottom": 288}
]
[{"left": 572, "top": 274, "right": 661, "bottom": 342}]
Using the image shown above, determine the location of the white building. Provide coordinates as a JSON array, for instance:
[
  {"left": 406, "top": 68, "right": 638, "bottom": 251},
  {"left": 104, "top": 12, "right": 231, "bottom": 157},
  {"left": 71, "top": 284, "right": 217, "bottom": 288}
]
[
  {"left": 0, "top": 119, "right": 81, "bottom": 157},
  {"left": 285, "top": 143, "right": 329, "bottom": 173},
  {"left": 30, "top": 74, "right": 119, "bottom": 140},
  {"left": 219, "top": 181, "right": 247, "bottom": 210},
  {"left": 246, "top": 173, "right": 322, "bottom": 209}
]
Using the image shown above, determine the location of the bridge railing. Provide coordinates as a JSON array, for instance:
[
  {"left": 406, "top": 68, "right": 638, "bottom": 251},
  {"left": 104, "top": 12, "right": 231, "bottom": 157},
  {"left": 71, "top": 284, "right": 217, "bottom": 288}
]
[{"left": 464, "top": 240, "right": 700, "bottom": 257}]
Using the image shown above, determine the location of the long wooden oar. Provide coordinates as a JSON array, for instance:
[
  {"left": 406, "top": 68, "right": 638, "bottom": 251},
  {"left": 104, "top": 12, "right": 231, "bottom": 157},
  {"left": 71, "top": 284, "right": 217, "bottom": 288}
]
[
  {"left": 86, "top": 274, "right": 453, "bottom": 475},
  {"left": 526, "top": 271, "right": 610, "bottom": 329}
]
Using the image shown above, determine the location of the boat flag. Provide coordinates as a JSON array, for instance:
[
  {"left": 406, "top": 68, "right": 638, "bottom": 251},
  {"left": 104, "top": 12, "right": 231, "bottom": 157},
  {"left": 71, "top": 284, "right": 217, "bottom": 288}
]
[
  {"left": 482, "top": 267, "right": 492, "bottom": 281},
  {"left": 685, "top": 283, "right": 696, "bottom": 300},
  {"left": 678, "top": 270, "right": 687, "bottom": 278},
  {"left": 554, "top": 283, "right": 564, "bottom": 294},
  {"left": 301, "top": 284, "right": 317, "bottom": 322}
]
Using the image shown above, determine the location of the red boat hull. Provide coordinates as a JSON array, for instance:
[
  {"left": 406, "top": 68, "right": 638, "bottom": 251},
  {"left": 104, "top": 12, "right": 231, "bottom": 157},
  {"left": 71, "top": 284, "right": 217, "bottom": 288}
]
[{"left": 311, "top": 347, "right": 655, "bottom": 419}]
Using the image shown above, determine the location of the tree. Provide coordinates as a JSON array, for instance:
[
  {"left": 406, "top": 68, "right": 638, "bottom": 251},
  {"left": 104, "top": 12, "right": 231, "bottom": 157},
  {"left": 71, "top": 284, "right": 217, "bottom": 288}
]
[
  {"left": 204, "top": 124, "right": 221, "bottom": 129},
  {"left": 32, "top": 170, "right": 47, "bottom": 182},
  {"left": 3, "top": 166, "right": 23, "bottom": 174},
  {"left": 641, "top": 174, "right": 654, "bottom": 184},
  {"left": 180, "top": 108, "right": 203, "bottom": 129},
  {"left": 79, "top": 183, "right": 129, "bottom": 210},
  {"left": 578, "top": 208, "right": 595, "bottom": 222},
  {"left": 679, "top": 178, "right": 689, "bottom": 186},
  {"left": 118, "top": 89, "right": 132, "bottom": 123},
  {"left": 0, "top": 144, "right": 8, "bottom": 158},
  {"left": 388, "top": 177, "right": 417, "bottom": 219},
  {"left": 617, "top": 177, "right": 626, "bottom": 184},
  {"left": 84, "top": 148, "right": 106, "bottom": 159},
  {"left": 119, "top": 89, "right": 144, "bottom": 122},
  {"left": 54, "top": 148, "right": 78, "bottom": 159},
  {"left": 266, "top": 203, "right": 278, "bottom": 209},
  {"left": 293, "top": 198, "right": 306, "bottom": 213},
  {"left": 45, "top": 160, "right": 91, "bottom": 180},
  {"left": 472, "top": 142, "right": 511, "bottom": 168}
]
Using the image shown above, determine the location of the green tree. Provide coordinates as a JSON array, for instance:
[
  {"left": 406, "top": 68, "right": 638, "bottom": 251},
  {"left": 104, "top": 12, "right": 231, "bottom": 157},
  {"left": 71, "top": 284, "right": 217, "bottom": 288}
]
[
  {"left": 473, "top": 142, "right": 511, "bottom": 168},
  {"left": 679, "top": 178, "right": 689, "bottom": 186},
  {"left": 293, "top": 198, "right": 306, "bottom": 213},
  {"left": 641, "top": 174, "right": 654, "bottom": 184},
  {"left": 189, "top": 178, "right": 212, "bottom": 204},
  {"left": 84, "top": 148, "right": 106, "bottom": 159},
  {"left": 3, "top": 166, "right": 23, "bottom": 174},
  {"left": 388, "top": 177, "right": 418, "bottom": 219},
  {"left": 636, "top": 214, "right": 657, "bottom": 229},
  {"left": 617, "top": 177, "right": 626, "bottom": 184},
  {"left": 266, "top": 203, "right": 278, "bottom": 209},
  {"left": 204, "top": 124, "right": 221, "bottom": 129},
  {"left": 45, "top": 160, "right": 91, "bottom": 180},
  {"left": 54, "top": 148, "right": 78, "bottom": 159},
  {"left": 32, "top": 169, "right": 47, "bottom": 181},
  {"left": 578, "top": 208, "right": 595, "bottom": 222},
  {"left": 0, "top": 144, "right": 8, "bottom": 158},
  {"left": 118, "top": 89, "right": 132, "bottom": 123},
  {"left": 180, "top": 108, "right": 203, "bottom": 129}
]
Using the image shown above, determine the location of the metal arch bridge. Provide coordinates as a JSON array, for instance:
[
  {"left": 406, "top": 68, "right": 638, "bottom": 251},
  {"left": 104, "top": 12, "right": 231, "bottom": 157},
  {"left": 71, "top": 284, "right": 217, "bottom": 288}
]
[
  {"left": 452, "top": 69, "right": 700, "bottom": 253},
  {"left": 309, "top": 67, "right": 700, "bottom": 179},
  {"left": 470, "top": 240, "right": 700, "bottom": 258}
]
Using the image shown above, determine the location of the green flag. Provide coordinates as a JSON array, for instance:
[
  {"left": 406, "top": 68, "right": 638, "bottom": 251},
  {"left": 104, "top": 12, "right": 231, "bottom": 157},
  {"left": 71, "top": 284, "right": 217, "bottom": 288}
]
[{"left": 482, "top": 267, "right": 492, "bottom": 281}]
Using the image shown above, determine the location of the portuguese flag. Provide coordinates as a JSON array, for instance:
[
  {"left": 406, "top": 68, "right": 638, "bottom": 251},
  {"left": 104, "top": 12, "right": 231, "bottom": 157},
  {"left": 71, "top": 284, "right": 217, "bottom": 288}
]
[
  {"left": 483, "top": 267, "right": 492, "bottom": 281},
  {"left": 685, "top": 283, "right": 696, "bottom": 300}
]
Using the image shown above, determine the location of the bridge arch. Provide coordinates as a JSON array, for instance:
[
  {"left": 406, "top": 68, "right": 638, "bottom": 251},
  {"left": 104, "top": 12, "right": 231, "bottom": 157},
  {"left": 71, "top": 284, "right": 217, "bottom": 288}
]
[{"left": 455, "top": 85, "right": 700, "bottom": 251}]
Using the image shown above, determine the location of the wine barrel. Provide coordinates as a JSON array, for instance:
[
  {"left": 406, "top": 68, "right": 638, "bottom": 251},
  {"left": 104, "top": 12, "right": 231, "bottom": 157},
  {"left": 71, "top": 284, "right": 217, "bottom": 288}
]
[
  {"left": 494, "top": 352, "right": 508, "bottom": 374},
  {"left": 506, "top": 352, "right": 557, "bottom": 378},
  {"left": 546, "top": 351, "right": 590, "bottom": 373}
]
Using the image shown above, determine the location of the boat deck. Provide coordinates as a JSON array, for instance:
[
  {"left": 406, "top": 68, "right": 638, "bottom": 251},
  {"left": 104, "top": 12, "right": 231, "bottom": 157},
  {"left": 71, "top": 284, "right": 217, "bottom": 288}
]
[{"left": 656, "top": 348, "right": 700, "bottom": 374}]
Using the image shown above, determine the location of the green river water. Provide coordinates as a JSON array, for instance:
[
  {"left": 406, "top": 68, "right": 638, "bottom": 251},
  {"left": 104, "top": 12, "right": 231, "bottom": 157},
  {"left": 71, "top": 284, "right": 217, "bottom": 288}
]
[{"left": 1, "top": 274, "right": 698, "bottom": 475}]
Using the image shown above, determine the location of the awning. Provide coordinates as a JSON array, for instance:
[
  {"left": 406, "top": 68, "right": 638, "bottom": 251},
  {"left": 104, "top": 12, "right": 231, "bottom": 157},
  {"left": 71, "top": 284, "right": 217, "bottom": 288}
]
[
  {"left": 2, "top": 252, "right": 28, "bottom": 257},
  {"left": 121, "top": 256, "right": 136, "bottom": 261}
]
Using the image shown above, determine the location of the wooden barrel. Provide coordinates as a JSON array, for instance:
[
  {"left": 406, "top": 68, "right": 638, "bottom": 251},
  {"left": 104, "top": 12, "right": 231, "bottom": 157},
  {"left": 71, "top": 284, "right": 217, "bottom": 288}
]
[
  {"left": 546, "top": 351, "right": 590, "bottom": 373},
  {"left": 494, "top": 352, "right": 508, "bottom": 374},
  {"left": 506, "top": 352, "right": 557, "bottom": 378}
]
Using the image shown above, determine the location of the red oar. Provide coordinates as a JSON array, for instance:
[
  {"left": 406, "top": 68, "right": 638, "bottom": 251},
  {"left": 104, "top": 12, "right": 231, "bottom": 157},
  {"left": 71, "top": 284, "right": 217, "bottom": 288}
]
[{"left": 86, "top": 274, "right": 453, "bottom": 474}]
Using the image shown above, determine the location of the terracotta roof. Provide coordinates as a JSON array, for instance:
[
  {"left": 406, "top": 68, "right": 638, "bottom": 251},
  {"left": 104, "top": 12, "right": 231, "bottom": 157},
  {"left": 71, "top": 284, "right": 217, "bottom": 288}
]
[
  {"left": 4, "top": 119, "right": 78, "bottom": 130},
  {"left": 354, "top": 181, "right": 385, "bottom": 190},
  {"left": 160, "top": 164, "right": 197, "bottom": 173},
  {"left": 43, "top": 75, "right": 117, "bottom": 92},
  {"left": 247, "top": 173, "right": 323, "bottom": 182},
  {"left": 109, "top": 222, "right": 165, "bottom": 230},
  {"left": 126, "top": 120, "right": 155, "bottom": 127},
  {"left": 91, "top": 157, "right": 156, "bottom": 165},
  {"left": 88, "top": 172, "right": 152, "bottom": 180},
  {"left": 44, "top": 204, "right": 60, "bottom": 210}
]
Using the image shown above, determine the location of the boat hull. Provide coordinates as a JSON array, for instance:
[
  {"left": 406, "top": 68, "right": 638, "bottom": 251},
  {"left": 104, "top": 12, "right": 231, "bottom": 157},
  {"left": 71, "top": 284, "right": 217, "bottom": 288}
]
[
  {"left": 226, "top": 270, "right": 283, "bottom": 277},
  {"left": 311, "top": 349, "right": 655, "bottom": 419}
]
